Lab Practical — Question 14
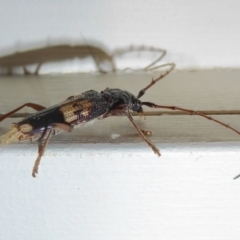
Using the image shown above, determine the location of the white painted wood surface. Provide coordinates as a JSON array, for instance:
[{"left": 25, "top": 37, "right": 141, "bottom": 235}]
[{"left": 0, "top": 70, "right": 240, "bottom": 240}]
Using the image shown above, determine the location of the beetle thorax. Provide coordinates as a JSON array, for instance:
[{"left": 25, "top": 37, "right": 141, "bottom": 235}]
[{"left": 101, "top": 88, "right": 142, "bottom": 112}]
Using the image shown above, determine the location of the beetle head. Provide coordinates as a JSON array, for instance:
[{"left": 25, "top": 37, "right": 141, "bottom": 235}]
[{"left": 131, "top": 99, "right": 143, "bottom": 113}]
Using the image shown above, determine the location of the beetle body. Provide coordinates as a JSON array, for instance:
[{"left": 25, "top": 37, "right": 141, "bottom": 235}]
[{"left": 1, "top": 89, "right": 142, "bottom": 145}]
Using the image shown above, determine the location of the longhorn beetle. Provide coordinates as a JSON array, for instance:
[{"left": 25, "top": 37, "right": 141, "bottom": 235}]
[{"left": 1, "top": 63, "right": 240, "bottom": 177}]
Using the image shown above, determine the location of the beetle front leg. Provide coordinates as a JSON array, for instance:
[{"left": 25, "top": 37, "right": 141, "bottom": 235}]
[
  {"left": 126, "top": 109, "right": 161, "bottom": 156},
  {"left": 101, "top": 106, "right": 153, "bottom": 137},
  {"left": 101, "top": 106, "right": 160, "bottom": 155}
]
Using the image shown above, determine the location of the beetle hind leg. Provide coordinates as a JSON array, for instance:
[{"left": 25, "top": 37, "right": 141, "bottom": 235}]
[{"left": 32, "top": 128, "right": 53, "bottom": 178}]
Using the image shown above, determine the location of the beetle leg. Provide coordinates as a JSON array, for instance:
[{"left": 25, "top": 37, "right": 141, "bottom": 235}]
[
  {"left": 101, "top": 106, "right": 152, "bottom": 136},
  {"left": 32, "top": 128, "right": 53, "bottom": 178},
  {"left": 126, "top": 109, "right": 161, "bottom": 156},
  {"left": 32, "top": 122, "right": 72, "bottom": 177},
  {"left": 0, "top": 103, "right": 46, "bottom": 122},
  {"left": 102, "top": 106, "right": 158, "bottom": 154}
]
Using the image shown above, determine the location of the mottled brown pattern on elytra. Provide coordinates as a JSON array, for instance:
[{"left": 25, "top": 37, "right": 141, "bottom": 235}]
[{"left": 59, "top": 99, "right": 94, "bottom": 124}]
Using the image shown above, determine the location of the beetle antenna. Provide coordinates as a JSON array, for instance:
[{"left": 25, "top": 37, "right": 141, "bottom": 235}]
[
  {"left": 141, "top": 102, "right": 240, "bottom": 136},
  {"left": 137, "top": 63, "right": 175, "bottom": 99}
]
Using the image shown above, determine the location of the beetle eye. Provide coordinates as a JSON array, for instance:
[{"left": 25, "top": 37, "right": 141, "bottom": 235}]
[{"left": 132, "top": 100, "right": 142, "bottom": 112}]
